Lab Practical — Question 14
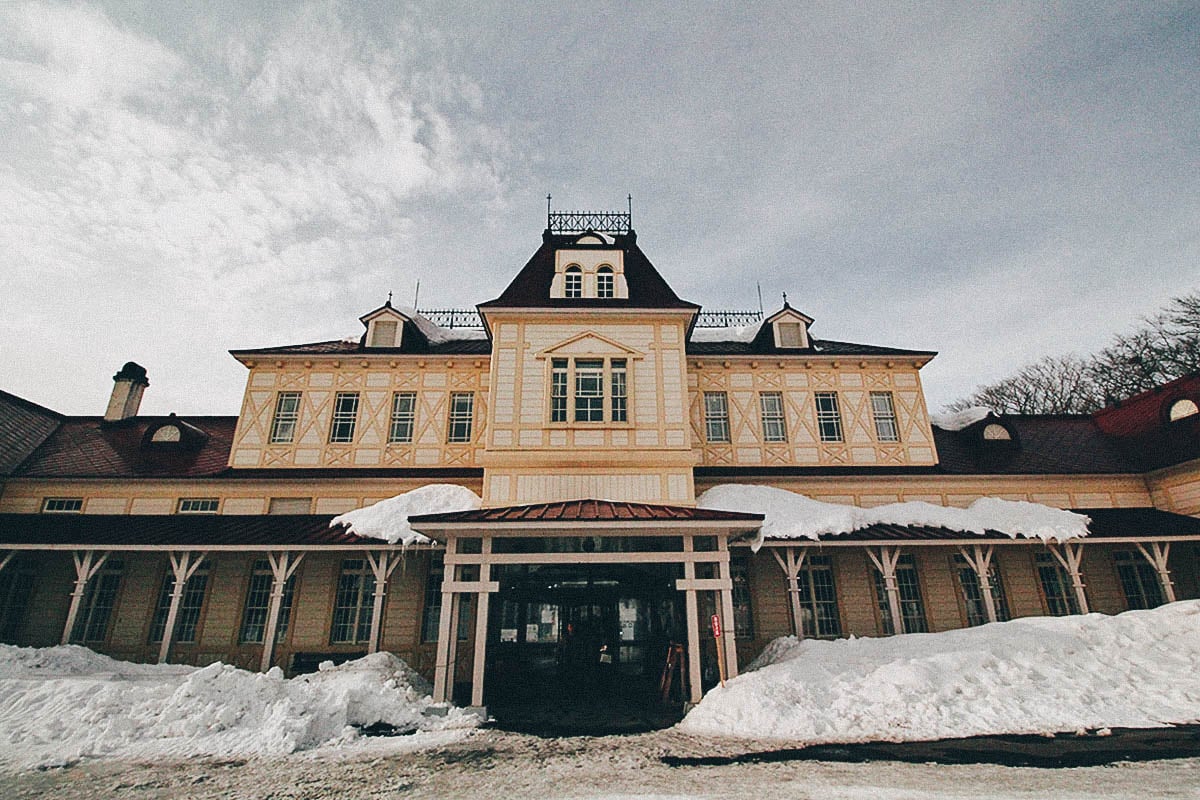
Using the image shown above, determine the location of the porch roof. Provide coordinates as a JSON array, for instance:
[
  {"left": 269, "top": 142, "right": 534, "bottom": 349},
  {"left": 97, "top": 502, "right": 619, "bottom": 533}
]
[{"left": 408, "top": 498, "right": 766, "bottom": 524}]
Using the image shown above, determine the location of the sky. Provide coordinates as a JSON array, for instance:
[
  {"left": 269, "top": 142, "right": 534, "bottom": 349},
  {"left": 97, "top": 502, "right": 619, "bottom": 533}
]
[{"left": 1, "top": 0, "right": 1197, "bottom": 416}]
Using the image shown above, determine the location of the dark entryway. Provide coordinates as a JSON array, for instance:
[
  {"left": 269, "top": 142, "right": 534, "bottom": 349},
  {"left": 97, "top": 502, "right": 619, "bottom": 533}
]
[{"left": 484, "top": 562, "right": 687, "bottom": 734}]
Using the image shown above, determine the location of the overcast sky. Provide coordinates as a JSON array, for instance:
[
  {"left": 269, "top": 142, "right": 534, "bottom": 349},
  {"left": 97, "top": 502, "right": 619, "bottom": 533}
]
[{"left": 1, "top": 1, "right": 1197, "bottom": 416}]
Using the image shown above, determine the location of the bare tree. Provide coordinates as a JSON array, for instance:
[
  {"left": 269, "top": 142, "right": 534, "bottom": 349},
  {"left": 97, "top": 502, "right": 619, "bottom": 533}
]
[{"left": 948, "top": 354, "right": 1104, "bottom": 414}]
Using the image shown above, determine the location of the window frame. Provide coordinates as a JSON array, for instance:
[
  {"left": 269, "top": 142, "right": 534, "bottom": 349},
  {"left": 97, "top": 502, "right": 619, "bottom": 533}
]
[
  {"left": 870, "top": 391, "right": 900, "bottom": 442},
  {"left": 545, "top": 356, "right": 633, "bottom": 426},
  {"left": 873, "top": 554, "right": 928, "bottom": 635},
  {"left": 239, "top": 559, "right": 297, "bottom": 644},
  {"left": 148, "top": 559, "right": 210, "bottom": 644},
  {"left": 759, "top": 391, "right": 787, "bottom": 443},
  {"left": 1113, "top": 550, "right": 1165, "bottom": 610},
  {"left": 0, "top": 556, "right": 35, "bottom": 644},
  {"left": 331, "top": 558, "right": 376, "bottom": 645},
  {"left": 953, "top": 553, "right": 1011, "bottom": 626},
  {"left": 177, "top": 498, "right": 219, "bottom": 514},
  {"left": 596, "top": 266, "right": 615, "bottom": 299},
  {"left": 795, "top": 554, "right": 842, "bottom": 638},
  {"left": 564, "top": 266, "right": 583, "bottom": 298},
  {"left": 814, "top": 391, "right": 844, "bottom": 443},
  {"left": 269, "top": 392, "right": 302, "bottom": 444},
  {"left": 447, "top": 392, "right": 475, "bottom": 443},
  {"left": 42, "top": 498, "right": 83, "bottom": 513},
  {"left": 704, "top": 391, "right": 732, "bottom": 443},
  {"left": 1035, "top": 552, "right": 1082, "bottom": 616},
  {"left": 388, "top": 391, "right": 417, "bottom": 444},
  {"left": 328, "top": 392, "right": 360, "bottom": 444},
  {"left": 70, "top": 558, "right": 124, "bottom": 644}
]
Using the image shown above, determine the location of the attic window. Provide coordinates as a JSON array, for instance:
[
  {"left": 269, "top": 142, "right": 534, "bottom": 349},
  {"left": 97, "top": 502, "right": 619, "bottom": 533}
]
[
  {"left": 151, "top": 425, "right": 182, "bottom": 443},
  {"left": 982, "top": 423, "right": 1012, "bottom": 441},
  {"left": 777, "top": 322, "right": 805, "bottom": 348},
  {"left": 564, "top": 266, "right": 583, "bottom": 298},
  {"left": 597, "top": 266, "right": 614, "bottom": 298},
  {"left": 369, "top": 319, "right": 399, "bottom": 348},
  {"left": 1168, "top": 398, "right": 1199, "bottom": 422}
]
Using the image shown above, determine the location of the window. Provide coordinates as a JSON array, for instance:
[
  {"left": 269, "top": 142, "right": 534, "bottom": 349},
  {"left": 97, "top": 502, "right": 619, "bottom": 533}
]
[
  {"left": 421, "top": 553, "right": 471, "bottom": 642},
  {"left": 447, "top": 392, "right": 475, "bottom": 443},
  {"left": 796, "top": 555, "right": 842, "bottom": 638},
  {"left": 329, "top": 392, "right": 359, "bottom": 443},
  {"left": 70, "top": 559, "right": 123, "bottom": 643},
  {"left": 954, "top": 554, "right": 1010, "bottom": 626},
  {"left": 1169, "top": 398, "right": 1199, "bottom": 422},
  {"left": 1114, "top": 550, "right": 1164, "bottom": 610},
  {"left": 730, "top": 555, "right": 754, "bottom": 639},
  {"left": 870, "top": 392, "right": 900, "bottom": 442},
  {"left": 369, "top": 319, "right": 398, "bottom": 347},
  {"left": 610, "top": 359, "right": 628, "bottom": 422},
  {"left": 759, "top": 392, "right": 787, "bottom": 442},
  {"left": 564, "top": 266, "right": 582, "bottom": 298},
  {"left": 982, "top": 423, "right": 1011, "bottom": 441},
  {"left": 151, "top": 425, "right": 181, "bottom": 443},
  {"left": 777, "top": 322, "right": 804, "bottom": 348},
  {"left": 873, "top": 554, "right": 927, "bottom": 634},
  {"left": 704, "top": 392, "right": 731, "bottom": 443},
  {"left": 596, "top": 266, "right": 614, "bottom": 298},
  {"left": 1036, "top": 552, "right": 1081, "bottom": 616},
  {"left": 388, "top": 392, "right": 417, "bottom": 443},
  {"left": 269, "top": 392, "right": 301, "bottom": 444},
  {"left": 815, "top": 392, "right": 843, "bottom": 442},
  {"left": 177, "top": 498, "right": 218, "bottom": 514},
  {"left": 148, "top": 560, "right": 210, "bottom": 643},
  {"left": 42, "top": 498, "right": 82, "bottom": 513},
  {"left": 0, "top": 557, "right": 34, "bottom": 644},
  {"left": 574, "top": 359, "right": 605, "bottom": 422},
  {"left": 550, "top": 359, "right": 568, "bottom": 422},
  {"left": 239, "top": 559, "right": 296, "bottom": 644},
  {"left": 268, "top": 497, "right": 311, "bottom": 514},
  {"left": 331, "top": 559, "right": 375, "bottom": 645}
]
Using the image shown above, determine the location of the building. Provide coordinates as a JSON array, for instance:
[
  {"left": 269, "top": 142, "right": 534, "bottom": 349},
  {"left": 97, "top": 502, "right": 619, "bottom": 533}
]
[{"left": 2, "top": 209, "right": 1199, "bottom": 724}]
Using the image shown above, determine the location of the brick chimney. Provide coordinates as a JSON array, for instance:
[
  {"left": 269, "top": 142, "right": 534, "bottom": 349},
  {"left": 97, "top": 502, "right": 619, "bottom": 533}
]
[{"left": 104, "top": 362, "right": 149, "bottom": 423}]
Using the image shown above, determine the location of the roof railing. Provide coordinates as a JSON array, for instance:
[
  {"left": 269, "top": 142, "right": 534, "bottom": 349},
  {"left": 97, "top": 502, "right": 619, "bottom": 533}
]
[
  {"left": 417, "top": 308, "right": 764, "bottom": 329},
  {"left": 547, "top": 210, "right": 632, "bottom": 234}
]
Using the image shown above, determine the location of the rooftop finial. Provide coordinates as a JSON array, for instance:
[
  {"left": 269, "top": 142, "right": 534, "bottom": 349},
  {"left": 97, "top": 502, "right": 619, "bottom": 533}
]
[
  {"left": 546, "top": 193, "right": 552, "bottom": 228},
  {"left": 386, "top": 290, "right": 393, "bottom": 307},
  {"left": 782, "top": 291, "right": 789, "bottom": 307}
]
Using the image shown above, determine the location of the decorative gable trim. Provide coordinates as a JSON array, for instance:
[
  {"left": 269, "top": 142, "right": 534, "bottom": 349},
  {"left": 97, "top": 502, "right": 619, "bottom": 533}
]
[{"left": 536, "top": 330, "right": 646, "bottom": 360}]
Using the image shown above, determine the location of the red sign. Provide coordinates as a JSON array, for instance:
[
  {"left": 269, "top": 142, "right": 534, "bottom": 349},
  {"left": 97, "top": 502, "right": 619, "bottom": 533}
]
[{"left": 710, "top": 614, "right": 722, "bottom": 638}]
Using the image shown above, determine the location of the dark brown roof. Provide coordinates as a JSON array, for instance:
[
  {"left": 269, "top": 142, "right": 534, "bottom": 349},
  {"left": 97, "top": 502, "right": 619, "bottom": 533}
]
[
  {"left": 1091, "top": 373, "right": 1200, "bottom": 471},
  {"left": 0, "top": 513, "right": 370, "bottom": 547},
  {"left": 13, "top": 416, "right": 237, "bottom": 479},
  {"left": 230, "top": 337, "right": 492, "bottom": 358},
  {"left": 478, "top": 232, "right": 700, "bottom": 311},
  {"left": 688, "top": 337, "right": 937, "bottom": 358},
  {"left": 410, "top": 498, "right": 764, "bottom": 524},
  {"left": 0, "top": 390, "right": 62, "bottom": 476},
  {"left": 932, "top": 416, "right": 1140, "bottom": 475}
]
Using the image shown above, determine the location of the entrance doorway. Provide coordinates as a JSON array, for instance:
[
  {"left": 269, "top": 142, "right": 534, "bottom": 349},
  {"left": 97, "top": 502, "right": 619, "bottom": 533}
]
[{"left": 485, "top": 562, "right": 686, "bottom": 734}]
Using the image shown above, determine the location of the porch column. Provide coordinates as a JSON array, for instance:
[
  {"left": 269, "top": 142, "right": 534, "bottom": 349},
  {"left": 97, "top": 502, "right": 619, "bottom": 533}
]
[
  {"left": 716, "top": 539, "right": 738, "bottom": 679},
  {"left": 470, "top": 538, "right": 493, "bottom": 709},
  {"left": 365, "top": 550, "right": 401, "bottom": 655},
  {"left": 957, "top": 544, "right": 998, "bottom": 623},
  {"left": 770, "top": 547, "right": 808, "bottom": 638},
  {"left": 432, "top": 539, "right": 458, "bottom": 703},
  {"left": 1135, "top": 541, "right": 1177, "bottom": 604},
  {"left": 62, "top": 550, "right": 110, "bottom": 644},
  {"left": 682, "top": 536, "right": 703, "bottom": 705},
  {"left": 158, "top": 551, "right": 207, "bottom": 664},
  {"left": 1048, "top": 542, "right": 1090, "bottom": 614},
  {"left": 0, "top": 551, "right": 13, "bottom": 574},
  {"left": 867, "top": 546, "right": 904, "bottom": 635},
  {"left": 260, "top": 551, "right": 304, "bottom": 672}
]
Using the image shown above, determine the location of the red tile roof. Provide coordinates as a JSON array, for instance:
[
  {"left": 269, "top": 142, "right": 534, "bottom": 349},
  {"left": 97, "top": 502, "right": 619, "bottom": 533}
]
[
  {"left": 410, "top": 499, "right": 765, "bottom": 524},
  {"left": 0, "top": 390, "right": 62, "bottom": 476}
]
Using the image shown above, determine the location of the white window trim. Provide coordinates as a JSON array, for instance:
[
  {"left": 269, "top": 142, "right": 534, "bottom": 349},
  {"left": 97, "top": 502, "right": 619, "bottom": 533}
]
[{"left": 545, "top": 356, "right": 633, "bottom": 427}]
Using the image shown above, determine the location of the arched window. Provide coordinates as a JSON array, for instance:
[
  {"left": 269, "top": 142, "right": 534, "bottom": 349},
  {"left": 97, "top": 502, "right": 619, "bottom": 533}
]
[
  {"left": 596, "top": 266, "right": 614, "bottom": 298},
  {"left": 151, "top": 425, "right": 182, "bottom": 443},
  {"left": 564, "top": 266, "right": 582, "bottom": 298},
  {"left": 1168, "top": 398, "right": 1200, "bottom": 422},
  {"left": 982, "top": 423, "right": 1012, "bottom": 441}
]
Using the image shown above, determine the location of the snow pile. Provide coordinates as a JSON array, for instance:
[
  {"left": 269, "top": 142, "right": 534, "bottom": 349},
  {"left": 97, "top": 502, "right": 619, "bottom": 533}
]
[
  {"left": 697, "top": 484, "right": 1089, "bottom": 543},
  {"left": 689, "top": 321, "right": 763, "bottom": 343},
  {"left": 330, "top": 484, "right": 482, "bottom": 545},
  {"left": 931, "top": 406, "right": 993, "bottom": 431},
  {"left": 0, "top": 646, "right": 478, "bottom": 770},
  {"left": 681, "top": 601, "right": 1200, "bottom": 743}
]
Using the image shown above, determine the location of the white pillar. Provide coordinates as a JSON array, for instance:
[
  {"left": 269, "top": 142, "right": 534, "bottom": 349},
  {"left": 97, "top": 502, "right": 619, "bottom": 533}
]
[
  {"left": 1049, "top": 543, "right": 1089, "bottom": 614},
  {"left": 62, "top": 550, "right": 109, "bottom": 644},
  {"left": 958, "top": 544, "right": 998, "bottom": 623},
  {"left": 158, "top": 551, "right": 206, "bottom": 664},
  {"left": 716, "top": 542, "right": 739, "bottom": 679},
  {"left": 470, "top": 539, "right": 492, "bottom": 709},
  {"left": 682, "top": 536, "right": 703, "bottom": 704},
  {"left": 0, "top": 551, "right": 13, "bottom": 574},
  {"left": 432, "top": 540, "right": 457, "bottom": 703},
  {"left": 261, "top": 551, "right": 304, "bottom": 672},
  {"left": 1136, "top": 541, "right": 1176, "bottom": 604},
  {"left": 867, "top": 546, "right": 904, "bottom": 635},
  {"left": 366, "top": 550, "right": 401, "bottom": 655},
  {"left": 771, "top": 547, "right": 808, "bottom": 639}
]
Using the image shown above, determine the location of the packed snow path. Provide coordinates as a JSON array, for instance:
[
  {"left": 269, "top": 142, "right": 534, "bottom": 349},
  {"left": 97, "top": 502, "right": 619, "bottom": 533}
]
[{"left": 681, "top": 600, "right": 1200, "bottom": 743}]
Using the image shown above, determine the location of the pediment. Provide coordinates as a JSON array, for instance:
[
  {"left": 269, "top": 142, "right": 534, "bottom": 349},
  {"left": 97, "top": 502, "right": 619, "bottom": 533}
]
[{"left": 537, "top": 331, "right": 645, "bottom": 359}]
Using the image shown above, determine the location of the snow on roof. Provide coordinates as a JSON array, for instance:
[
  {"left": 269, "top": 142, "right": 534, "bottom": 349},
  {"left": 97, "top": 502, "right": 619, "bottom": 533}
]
[
  {"left": 689, "top": 320, "right": 763, "bottom": 343},
  {"left": 931, "top": 406, "right": 994, "bottom": 431},
  {"left": 330, "top": 485, "right": 482, "bottom": 545},
  {"left": 696, "top": 484, "right": 1090, "bottom": 544}
]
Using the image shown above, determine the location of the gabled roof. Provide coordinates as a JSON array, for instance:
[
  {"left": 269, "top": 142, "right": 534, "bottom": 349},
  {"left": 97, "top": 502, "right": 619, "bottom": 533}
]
[
  {"left": 410, "top": 498, "right": 764, "bottom": 524},
  {"left": 0, "top": 390, "right": 63, "bottom": 476},
  {"left": 478, "top": 232, "right": 700, "bottom": 311}
]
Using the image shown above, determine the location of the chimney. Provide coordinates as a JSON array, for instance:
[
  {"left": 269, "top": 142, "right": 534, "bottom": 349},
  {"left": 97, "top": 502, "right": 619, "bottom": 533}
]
[{"left": 104, "top": 362, "right": 149, "bottom": 423}]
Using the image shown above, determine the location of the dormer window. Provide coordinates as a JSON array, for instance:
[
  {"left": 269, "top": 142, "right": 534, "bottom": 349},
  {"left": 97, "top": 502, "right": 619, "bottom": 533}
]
[
  {"left": 1168, "top": 398, "right": 1199, "bottom": 422},
  {"left": 359, "top": 304, "right": 407, "bottom": 349},
  {"left": 764, "top": 305, "right": 814, "bottom": 350},
  {"left": 151, "top": 425, "right": 182, "bottom": 443},
  {"left": 982, "top": 423, "right": 1012, "bottom": 441},
  {"left": 564, "top": 266, "right": 583, "bottom": 298},
  {"left": 596, "top": 266, "right": 614, "bottom": 298},
  {"left": 369, "top": 319, "right": 398, "bottom": 348},
  {"left": 777, "top": 322, "right": 804, "bottom": 348}
]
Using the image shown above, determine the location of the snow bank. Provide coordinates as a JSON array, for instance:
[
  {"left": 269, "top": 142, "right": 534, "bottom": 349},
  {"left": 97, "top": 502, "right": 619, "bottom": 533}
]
[
  {"left": 330, "top": 484, "right": 482, "bottom": 545},
  {"left": 696, "top": 484, "right": 1089, "bottom": 543},
  {"left": 689, "top": 321, "right": 763, "bottom": 343},
  {"left": 931, "top": 406, "right": 993, "bottom": 431},
  {"left": 0, "top": 646, "right": 478, "bottom": 770},
  {"left": 681, "top": 600, "right": 1200, "bottom": 743}
]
